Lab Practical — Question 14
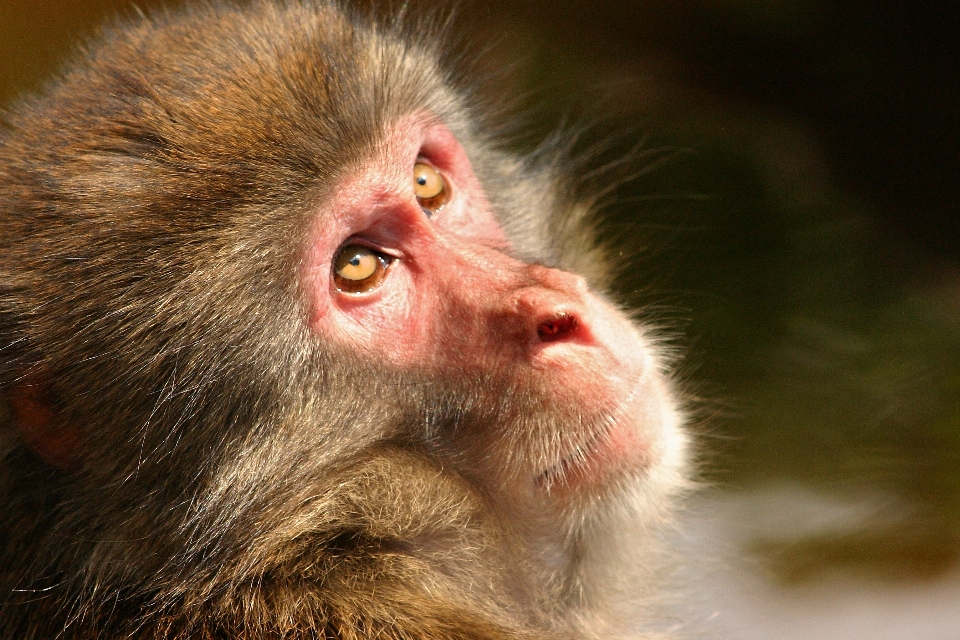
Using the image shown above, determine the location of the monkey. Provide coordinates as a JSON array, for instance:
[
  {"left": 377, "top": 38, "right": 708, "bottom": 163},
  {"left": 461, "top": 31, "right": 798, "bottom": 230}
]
[{"left": 0, "top": 1, "right": 691, "bottom": 638}]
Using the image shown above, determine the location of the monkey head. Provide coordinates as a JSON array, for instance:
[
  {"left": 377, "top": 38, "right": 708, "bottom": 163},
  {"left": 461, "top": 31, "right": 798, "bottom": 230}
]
[{"left": 0, "top": 1, "right": 691, "bottom": 638}]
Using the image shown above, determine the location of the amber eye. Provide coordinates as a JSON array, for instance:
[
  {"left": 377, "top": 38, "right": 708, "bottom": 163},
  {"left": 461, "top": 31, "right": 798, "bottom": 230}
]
[
  {"left": 333, "top": 245, "right": 391, "bottom": 294},
  {"left": 413, "top": 162, "right": 448, "bottom": 215}
]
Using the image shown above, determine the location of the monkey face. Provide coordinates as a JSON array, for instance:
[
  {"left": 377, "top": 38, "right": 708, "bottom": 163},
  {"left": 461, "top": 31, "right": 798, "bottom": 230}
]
[{"left": 301, "top": 115, "right": 685, "bottom": 512}]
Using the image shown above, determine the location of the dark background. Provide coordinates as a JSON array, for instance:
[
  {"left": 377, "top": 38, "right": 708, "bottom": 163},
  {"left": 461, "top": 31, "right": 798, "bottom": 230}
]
[{"left": 4, "top": 0, "right": 959, "bottom": 581}]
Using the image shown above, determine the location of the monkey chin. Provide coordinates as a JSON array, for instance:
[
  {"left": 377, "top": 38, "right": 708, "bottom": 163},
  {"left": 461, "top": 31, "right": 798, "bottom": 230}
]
[
  {"left": 535, "top": 374, "right": 685, "bottom": 507},
  {"left": 537, "top": 421, "right": 646, "bottom": 494}
]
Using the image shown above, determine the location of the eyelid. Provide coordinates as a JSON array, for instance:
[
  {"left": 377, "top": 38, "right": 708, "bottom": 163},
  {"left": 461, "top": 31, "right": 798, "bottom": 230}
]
[{"left": 333, "top": 236, "right": 402, "bottom": 262}]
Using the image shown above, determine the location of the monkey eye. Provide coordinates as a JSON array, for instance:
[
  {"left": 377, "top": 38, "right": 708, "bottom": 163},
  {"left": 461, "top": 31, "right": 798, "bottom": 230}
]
[
  {"left": 413, "top": 162, "right": 448, "bottom": 216},
  {"left": 333, "top": 244, "right": 392, "bottom": 294}
]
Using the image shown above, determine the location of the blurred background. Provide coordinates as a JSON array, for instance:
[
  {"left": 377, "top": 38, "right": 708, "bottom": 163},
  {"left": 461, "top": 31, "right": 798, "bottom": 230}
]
[{"left": 3, "top": 1, "right": 959, "bottom": 637}]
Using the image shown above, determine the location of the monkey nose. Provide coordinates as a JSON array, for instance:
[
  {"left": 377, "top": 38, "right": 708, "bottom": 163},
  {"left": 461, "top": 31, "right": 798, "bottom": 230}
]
[
  {"left": 537, "top": 313, "right": 579, "bottom": 343},
  {"left": 511, "top": 268, "right": 594, "bottom": 347}
]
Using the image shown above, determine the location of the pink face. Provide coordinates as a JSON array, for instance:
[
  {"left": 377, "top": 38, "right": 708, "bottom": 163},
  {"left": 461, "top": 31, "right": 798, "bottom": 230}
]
[{"left": 301, "top": 115, "right": 680, "bottom": 500}]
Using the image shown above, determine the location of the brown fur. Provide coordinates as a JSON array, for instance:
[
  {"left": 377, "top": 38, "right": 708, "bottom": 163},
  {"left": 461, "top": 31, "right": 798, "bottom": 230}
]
[{"left": 0, "top": 1, "right": 690, "bottom": 638}]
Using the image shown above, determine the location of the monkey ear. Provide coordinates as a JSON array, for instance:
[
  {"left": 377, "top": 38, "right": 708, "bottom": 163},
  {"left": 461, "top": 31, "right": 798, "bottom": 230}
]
[{"left": 8, "top": 376, "right": 80, "bottom": 469}]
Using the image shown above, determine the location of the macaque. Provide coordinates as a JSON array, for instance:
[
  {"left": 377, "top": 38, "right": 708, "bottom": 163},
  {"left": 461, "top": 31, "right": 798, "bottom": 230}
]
[{"left": 0, "top": 1, "right": 691, "bottom": 638}]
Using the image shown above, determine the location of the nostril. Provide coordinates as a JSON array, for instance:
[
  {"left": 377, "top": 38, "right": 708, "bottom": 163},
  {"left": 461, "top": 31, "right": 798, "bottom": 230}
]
[{"left": 537, "top": 313, "right": 579, "bottom": 343}]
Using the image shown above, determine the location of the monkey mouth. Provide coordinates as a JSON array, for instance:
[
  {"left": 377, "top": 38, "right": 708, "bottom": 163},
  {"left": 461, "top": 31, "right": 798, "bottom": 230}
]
[
  {"left": 534, "top": 376, "right": 655, "bottom": 492},
  {"left": 535, "top": 425, "right": 618, "bottom": 491}
]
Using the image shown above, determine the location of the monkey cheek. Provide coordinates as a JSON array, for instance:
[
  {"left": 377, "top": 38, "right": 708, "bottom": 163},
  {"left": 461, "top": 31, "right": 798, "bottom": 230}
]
[{"left": 310, "top": 272, "right": 438, "bottom": 365}]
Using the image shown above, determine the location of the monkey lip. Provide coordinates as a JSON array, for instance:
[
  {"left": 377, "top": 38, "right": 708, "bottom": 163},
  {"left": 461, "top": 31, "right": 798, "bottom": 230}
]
[
  {"left": 534, "top": 370, "right": 656, "bottom": 492},
  {"left": 535, "top": 420, "right": 644, "bottom": 492}
]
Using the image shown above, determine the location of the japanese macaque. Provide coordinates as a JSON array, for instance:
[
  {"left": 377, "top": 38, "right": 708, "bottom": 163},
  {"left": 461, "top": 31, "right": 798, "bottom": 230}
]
[{"left": 0, "top": 1, "right": 691, "bottom": 638}]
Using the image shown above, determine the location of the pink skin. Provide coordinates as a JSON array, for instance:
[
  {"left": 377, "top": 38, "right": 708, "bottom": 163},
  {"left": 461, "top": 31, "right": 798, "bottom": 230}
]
[{"left": 301, "top": 114, "right": 658, "bottom": 491}]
